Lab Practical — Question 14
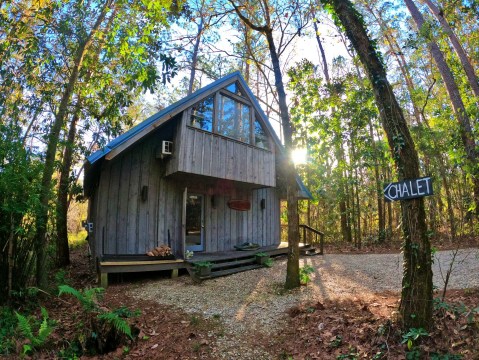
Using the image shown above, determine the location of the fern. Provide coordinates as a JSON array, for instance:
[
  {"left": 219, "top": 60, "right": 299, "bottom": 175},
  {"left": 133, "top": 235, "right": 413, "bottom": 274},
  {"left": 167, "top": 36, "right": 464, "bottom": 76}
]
[
  {"left": 15, "top": 307, "right": 54, "bottom": 349},
  {"left": 15, "top": 312, "right": 34, "bottom": 341},
  {"left": 58, "top": 285, "right": 104, "bottom": 311},
  {"left": 36, "top": 308, "right": 53, "bottom": 346},
  {"left": 98, "top": 312, "right": 132, "bottom": 339}
]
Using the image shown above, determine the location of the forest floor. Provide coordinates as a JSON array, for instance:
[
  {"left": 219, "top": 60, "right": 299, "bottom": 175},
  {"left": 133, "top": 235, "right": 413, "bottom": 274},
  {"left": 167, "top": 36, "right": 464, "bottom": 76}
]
[{"left": 7, "top": 238, "right": 479, "bottom": 359}]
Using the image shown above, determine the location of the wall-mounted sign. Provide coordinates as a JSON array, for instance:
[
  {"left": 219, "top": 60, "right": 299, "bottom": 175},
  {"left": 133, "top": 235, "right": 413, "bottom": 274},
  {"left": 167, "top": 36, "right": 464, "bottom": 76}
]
[
  {"left": 228, "top": 199, "right": 251, "bottom": 211},
  {"left": 384, "top": 176, "right": 433, "bottom": 202}
]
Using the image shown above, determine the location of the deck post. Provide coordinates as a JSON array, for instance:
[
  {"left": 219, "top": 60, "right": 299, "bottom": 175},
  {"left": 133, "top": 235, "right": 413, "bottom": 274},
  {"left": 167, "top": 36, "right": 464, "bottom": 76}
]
[
  {"left": 99, "top": 272, "right": 108, "bottom": 288},
  {"left": 171, "top": 268, "right": 179, "bottom": 278}
]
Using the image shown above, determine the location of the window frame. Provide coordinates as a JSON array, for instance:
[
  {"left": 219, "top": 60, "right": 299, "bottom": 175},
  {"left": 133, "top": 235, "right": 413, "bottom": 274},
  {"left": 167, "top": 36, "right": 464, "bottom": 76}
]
[{"left": 187, "top": 81, "right": 271, "bottom": 150}]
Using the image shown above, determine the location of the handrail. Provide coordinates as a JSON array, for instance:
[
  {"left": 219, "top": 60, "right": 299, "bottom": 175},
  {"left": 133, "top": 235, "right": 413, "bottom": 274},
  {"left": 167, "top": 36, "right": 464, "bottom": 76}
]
[
  {"left": 299, "top": 224, "right": 324, "bottom": 255},
  {"left": 299, "top": 224, "right": 324, "bottom": 236}
]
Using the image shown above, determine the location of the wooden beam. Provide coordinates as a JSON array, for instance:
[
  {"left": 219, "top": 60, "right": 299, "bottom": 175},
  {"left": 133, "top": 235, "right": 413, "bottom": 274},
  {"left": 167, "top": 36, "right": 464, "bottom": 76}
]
[{"left": 100, "top": 259, "right": 184, "bottom": 266}]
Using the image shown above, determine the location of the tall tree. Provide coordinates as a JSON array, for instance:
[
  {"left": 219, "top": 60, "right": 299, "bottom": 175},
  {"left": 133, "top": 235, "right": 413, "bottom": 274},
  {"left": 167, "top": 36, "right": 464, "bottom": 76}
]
[
  {"left": 421, "top": 0, "right": 479, "bottom": 98},
  {"left": 321, "top": 0, "right": 433, "bottom": 329},
  {"left": 35, "top": 0, "right": 113, "bottom": 288},
  {"left": 230, "top": 0, "right": 307, "bottom": 289},
  {"left": 404, "top": 0, "right": 479, "bottom": 215}
]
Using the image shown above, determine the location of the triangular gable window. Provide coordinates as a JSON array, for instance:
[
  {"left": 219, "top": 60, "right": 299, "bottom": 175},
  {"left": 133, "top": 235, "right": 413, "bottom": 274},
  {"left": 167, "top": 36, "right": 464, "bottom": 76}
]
[
  {"left": 188, "top": 81, "right": 270, "bottom": 149},
  {"left": 225, "top": 81, "right": 244, "bottom": 97},
  {"left": 254, "top": 117, "right": 270, "bottom": 149}
]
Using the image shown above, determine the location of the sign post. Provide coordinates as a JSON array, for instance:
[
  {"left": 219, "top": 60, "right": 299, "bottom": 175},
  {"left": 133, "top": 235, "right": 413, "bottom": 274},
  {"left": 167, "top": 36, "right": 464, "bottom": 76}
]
[{"left": 383, "top": 176, "right": 433, "bottom": 202}]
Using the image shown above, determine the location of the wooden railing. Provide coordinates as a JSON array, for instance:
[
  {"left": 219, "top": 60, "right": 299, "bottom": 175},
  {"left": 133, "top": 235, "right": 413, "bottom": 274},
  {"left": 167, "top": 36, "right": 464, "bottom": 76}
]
[{"left": 299, "top": 224, "right": 324, "bottom": 255}]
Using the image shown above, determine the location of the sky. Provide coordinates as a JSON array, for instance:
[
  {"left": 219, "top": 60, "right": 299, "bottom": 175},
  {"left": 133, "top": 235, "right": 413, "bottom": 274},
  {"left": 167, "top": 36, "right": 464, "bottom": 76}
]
[{"left": 142, "top": 12, "right": 350, "bottom": 146}]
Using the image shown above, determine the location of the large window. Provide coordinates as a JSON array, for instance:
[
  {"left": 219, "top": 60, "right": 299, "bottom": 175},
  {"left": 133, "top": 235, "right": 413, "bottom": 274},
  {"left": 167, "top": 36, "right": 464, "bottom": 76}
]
[
  {"left": 190, "top": 96, "right": 213, "bottom": 131},
  {"left": 217, "top": 94, "right": 251, "bottom": 143},
  {"left": 188, "top": 83, "right": 270, "bottom": 149}
]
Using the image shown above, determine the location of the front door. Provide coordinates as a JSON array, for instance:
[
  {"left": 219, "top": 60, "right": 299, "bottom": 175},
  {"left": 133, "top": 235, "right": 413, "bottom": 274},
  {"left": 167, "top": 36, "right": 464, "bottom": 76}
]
[{"left": 186, "top": 193, "right": 204, "bottom": 251}]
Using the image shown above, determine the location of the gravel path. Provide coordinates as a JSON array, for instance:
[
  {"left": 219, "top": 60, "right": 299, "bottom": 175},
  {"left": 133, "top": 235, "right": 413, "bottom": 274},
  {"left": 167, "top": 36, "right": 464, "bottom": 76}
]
[{"left": 131, "top": 248, "right": 479, "bottom": 359}]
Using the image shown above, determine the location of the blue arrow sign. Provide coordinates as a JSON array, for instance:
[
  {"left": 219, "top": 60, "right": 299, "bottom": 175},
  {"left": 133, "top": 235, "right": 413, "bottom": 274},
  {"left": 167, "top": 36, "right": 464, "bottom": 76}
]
[{"left": 384, "top": 177, "right": 433, "bottom": 202}]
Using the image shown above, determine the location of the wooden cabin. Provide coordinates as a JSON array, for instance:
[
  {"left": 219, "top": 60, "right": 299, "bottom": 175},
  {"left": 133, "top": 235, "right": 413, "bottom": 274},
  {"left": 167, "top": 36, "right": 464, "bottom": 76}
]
[{"left": 84, "top": 72, "right": 311, "bottom": 284}]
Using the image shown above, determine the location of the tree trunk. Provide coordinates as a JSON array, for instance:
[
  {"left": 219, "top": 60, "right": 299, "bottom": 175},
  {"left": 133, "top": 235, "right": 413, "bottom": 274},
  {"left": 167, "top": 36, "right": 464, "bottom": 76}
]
[
  {"left": 7, "top": 214, "right": 14, "bottom": 298},
  {"left": 34, "top": 0, "right": 112, "bottom": 288},
  {"left": 230, "top": 0, "right": 301, "bottom": 289},
  {"left": 368, "top": 120, "right": 385, "bottom": 241},
  {"left": 313, "top": 18, "right": 330, "bottom": 84},
  {"left": 404, "top": 0, "right": 479, "bottom": 214},
  {"left": 441, "top": 167, "right": 456, "bottom": 240},
  {"left": 422, "top": 0, "right": 479, "bottom": 98},
  {"left": 325, "top": 0, "right": 432, "bottom": 329},
  {"left": 188, "top": 17, "right": 204, "bottom": 95},
  {"left": 56, "top": 98, "right": 83, "bottom": 267},
  {"left": 264, "top": 29, "right": 300, "bottom": 289}
]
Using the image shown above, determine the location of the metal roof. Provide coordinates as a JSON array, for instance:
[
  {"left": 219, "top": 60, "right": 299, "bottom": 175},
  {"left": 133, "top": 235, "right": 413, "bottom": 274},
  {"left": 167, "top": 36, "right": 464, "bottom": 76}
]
[{"left": 85, "top": 71, "right": 312, "bottom": 199}]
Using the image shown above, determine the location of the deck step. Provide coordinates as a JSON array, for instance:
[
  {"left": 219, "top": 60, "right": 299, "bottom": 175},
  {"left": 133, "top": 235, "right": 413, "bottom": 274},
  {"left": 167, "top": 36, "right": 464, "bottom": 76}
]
[
  {"left": 187, "top": 255, "right": 267, "bottom": 281},
  {"left": 196, "top": 264, "right": 263, "bottom": 280},
  {"left": 210, "top": 257, "right": 255, "bottom": 269}
]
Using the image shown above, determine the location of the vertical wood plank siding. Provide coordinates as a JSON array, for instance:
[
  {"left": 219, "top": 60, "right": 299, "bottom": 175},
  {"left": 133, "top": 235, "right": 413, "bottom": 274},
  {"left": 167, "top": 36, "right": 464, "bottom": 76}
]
[
  {"left": 92, "top": 133, "right": 184, "bottom": 257},
  {"left": 90, "top": 128, "right": 280, "bottom": 258},
  {"left": 166, "top": 127, "right": 275, "bottom": 187}
]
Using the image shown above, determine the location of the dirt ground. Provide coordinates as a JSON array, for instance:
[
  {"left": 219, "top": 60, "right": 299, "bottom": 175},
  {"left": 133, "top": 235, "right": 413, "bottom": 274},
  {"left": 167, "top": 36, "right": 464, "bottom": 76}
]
[{"left": 10, "top": 240, "right": 479, "bottom": 359}]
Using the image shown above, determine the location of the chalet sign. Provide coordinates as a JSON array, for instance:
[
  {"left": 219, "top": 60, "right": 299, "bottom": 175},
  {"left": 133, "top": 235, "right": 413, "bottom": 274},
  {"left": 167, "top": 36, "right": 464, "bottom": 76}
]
[{"left": 383, "top": 176, "right": 433, "bottom": 202}]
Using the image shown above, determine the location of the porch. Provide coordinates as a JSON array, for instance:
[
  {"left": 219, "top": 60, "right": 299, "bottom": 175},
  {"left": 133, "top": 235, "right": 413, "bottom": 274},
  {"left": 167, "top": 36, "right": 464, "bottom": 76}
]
[{"left": 97, "top": 242, "right": 292, "bottom": 287}]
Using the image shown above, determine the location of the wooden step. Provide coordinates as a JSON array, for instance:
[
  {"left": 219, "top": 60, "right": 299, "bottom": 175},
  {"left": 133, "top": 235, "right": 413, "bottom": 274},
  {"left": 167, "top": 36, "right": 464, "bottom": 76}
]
[
  {"left": 210, "top": 257, "right": 255, "bottom": 269},
  {"left": 196, "top": 264, "right": 263, "bottom": 280},
  {"left": 188, "top": 256, "right": 256, "bottom": 269}
]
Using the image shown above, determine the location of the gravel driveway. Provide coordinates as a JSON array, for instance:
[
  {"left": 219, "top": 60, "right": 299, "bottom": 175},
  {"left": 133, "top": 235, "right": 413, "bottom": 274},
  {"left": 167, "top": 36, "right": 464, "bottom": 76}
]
[{"left": 132, "top": 248, "right": 479, "bottom": 359}]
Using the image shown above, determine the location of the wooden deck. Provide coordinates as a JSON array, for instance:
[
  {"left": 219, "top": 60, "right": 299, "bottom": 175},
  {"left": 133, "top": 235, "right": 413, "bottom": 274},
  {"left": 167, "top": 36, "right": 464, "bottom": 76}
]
[
  {"left": 97, "top": 242, "right": 302, "bottom": 287},
  {"left": 188, "top": 242, "right": 291, "bottom": 262}
]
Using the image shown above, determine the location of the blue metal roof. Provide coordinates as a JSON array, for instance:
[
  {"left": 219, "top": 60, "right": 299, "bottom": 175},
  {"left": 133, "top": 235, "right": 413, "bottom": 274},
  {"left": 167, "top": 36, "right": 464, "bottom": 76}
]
[
  {"left": 86, "top": 71, "right": 312, "bottom": 199},
  {"left": 87, "top": 71, "right": 242, "bottom": 165}
]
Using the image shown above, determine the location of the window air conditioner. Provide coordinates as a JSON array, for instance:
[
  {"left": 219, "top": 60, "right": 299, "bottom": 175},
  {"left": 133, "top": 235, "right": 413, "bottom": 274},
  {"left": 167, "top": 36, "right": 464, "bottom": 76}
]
[{"left": 162, "top": 141, "right": 173, "bottom": 155}]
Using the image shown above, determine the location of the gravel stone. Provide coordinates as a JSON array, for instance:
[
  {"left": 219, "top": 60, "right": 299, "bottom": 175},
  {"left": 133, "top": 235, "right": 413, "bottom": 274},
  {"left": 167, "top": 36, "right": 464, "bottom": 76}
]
[{"left": 131, "top": 248, "right": 479, "bottom": 359}]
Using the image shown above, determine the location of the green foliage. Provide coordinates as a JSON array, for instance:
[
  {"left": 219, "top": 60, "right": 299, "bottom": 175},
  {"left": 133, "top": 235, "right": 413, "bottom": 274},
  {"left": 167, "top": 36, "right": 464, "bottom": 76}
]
[
  {"left": 401, "top": 328, "right": 429, "bottom": 350},
  {"left": 0, "top": 307, "right": 17, "bottom": 355},
  {"left": 15, "top": 307, "right": 55, "bottom": 353},
  {"left": 255, "top": 252, "right": 269, "bottom": 257},
  {"left": 57, "top": 284, "right": 139, "bottom": 355},
  {"left": 329, "top": 334, "right": 343, "bottom": 348},
  {"left": 97, "top": 312, "right": 132, "bottom": 339},
  {"left": 58, "top": 285, "right": 104, "bottom": 312},
  {"left": 0, "top": 123, "right": 42, "bottom": 301},
  {"left": 337, "top": 347, "right": 359, "bottom": 359},
  {"left": 299, "top": 265, "right": 315, "bottom": 285},
  {"left": 193, "top": 261, "right": 213, "bottom": 271},
  {"left": 263, "top": 258, "right": 274, "bottom": 268}
]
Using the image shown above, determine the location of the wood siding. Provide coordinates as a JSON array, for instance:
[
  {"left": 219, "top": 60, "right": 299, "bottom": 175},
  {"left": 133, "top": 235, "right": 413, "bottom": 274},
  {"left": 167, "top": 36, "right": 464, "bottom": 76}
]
[
  {"left": 89, "top": 124, "right": 281, "bottom": 258},
  {"left": 90, "top": 133, "right": 184, "bottom": 258},
  {"left": 202, "top": 188, "right": 280, "bottom": 252},
  {"left": 167, "top": 125, "right": 276, "bottom": 187}
]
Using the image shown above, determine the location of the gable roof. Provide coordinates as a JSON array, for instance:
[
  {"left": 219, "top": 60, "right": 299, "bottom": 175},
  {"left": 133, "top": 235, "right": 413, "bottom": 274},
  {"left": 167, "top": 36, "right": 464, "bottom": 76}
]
[{"left": 86, "top": 71, "right": 312, "bottom": 199}]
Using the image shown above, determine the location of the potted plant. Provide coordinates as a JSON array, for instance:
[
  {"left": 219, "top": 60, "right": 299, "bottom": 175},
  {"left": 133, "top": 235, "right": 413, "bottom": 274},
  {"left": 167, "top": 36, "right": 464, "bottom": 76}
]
[
  {"left": 193, "top": 261, "right": 213, "bottom": 277},
  {"left": 255, "top": 252, "right": 271, "bottom": 266}
]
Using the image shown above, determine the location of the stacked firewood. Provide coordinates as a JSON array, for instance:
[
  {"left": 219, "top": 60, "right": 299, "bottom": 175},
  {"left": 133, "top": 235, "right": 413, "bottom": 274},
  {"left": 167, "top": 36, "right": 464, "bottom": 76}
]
[{"left": 146, "top": 245, "right": 172, "bottom": 257}]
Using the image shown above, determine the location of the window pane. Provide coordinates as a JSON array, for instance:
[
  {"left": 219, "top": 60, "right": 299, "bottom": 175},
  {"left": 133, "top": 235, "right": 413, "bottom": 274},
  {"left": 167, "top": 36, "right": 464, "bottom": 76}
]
[
  {"left": 254, "top": 118, "right": 269, "bottom": 149},
  {"left": 217, "top": 94, "right": 251, "bottom": 143},
  {"left": 190, "top": 96, "right": 213, "bottom": 131},
  {"left": 240, "top": 105, "right": 250, "bottom": 143},
  {"left": 225, "top": 82, "right": 243, "bottom": 96}
]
